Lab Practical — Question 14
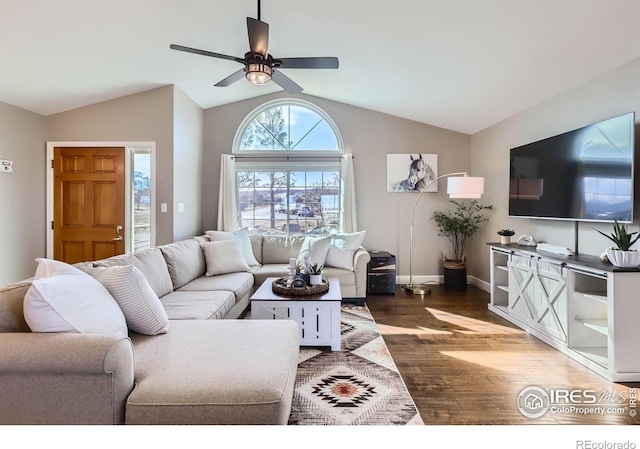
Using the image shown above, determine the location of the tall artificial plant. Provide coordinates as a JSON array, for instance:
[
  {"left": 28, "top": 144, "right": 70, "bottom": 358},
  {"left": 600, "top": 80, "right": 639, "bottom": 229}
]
[{"left": 432, "top": 200, "right": 494, "bottom": 263}]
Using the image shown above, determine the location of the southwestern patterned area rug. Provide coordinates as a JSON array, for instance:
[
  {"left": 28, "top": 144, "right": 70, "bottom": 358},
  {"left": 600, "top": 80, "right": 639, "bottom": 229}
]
[{"left": 288, "top": 304, "right": 424, "bottom": 425}]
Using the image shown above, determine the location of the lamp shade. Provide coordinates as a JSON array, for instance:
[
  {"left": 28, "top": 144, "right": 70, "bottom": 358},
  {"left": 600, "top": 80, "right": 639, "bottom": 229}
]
[{"left": 447, "top": 176, "right": 484, "bottom": 199}]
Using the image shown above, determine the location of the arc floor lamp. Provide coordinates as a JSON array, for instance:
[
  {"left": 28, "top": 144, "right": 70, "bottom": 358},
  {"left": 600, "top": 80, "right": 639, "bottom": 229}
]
[{"left": 404, "top": 172, "right": 485, "bottom": 295}]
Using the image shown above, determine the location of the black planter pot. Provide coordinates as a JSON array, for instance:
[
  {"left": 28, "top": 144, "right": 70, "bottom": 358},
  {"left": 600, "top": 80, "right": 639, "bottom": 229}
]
[{"left": 443, "top": 263, "right": 467, "bottom": 291}]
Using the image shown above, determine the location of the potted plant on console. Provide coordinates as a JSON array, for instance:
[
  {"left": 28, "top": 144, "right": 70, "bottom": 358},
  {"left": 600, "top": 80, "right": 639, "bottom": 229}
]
[
  {"left": 432, "top": 200, "right": 493, "bottom": 291},
  {"left": 497, "top": 229, "right": 515, "bottom": 245},
  {"left": 308, "top": 263, "right": 324, "bottom": 285},
  {"left": 595, "top": 220, "right": 640, "bottom": 268}
]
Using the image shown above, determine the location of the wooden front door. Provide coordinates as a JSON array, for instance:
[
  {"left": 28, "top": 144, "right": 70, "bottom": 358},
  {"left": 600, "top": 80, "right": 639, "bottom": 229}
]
[{"left": 53, "top": 147, "right": 126, "bottom": 264}]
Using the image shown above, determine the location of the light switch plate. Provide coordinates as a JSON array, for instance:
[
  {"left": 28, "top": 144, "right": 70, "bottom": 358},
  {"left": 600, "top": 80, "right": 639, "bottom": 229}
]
[
  {"left": 177, "top": 203, "right": 185, "bottom": 213},
  {"left": 161, "top": 203, "right": 167, "bottom": 213},
  {"left": 1, "top": 160, "right": 13, "bottom": 173}
]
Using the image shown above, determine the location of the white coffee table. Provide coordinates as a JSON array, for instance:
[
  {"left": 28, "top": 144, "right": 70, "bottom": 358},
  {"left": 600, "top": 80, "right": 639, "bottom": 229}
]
[{"left": 250, "top": 277, "right": 342, "bottom": 351}]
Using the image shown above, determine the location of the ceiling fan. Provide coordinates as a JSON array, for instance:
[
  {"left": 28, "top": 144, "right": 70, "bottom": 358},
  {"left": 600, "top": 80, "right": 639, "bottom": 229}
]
[{"left": 169, "top": 0, "right": 339, "bottom": 93}]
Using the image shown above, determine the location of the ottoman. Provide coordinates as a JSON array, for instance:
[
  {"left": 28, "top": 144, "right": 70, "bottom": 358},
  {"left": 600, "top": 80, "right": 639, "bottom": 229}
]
[{"left": 126, "top": 319, "right": 299, "bottom": 425}]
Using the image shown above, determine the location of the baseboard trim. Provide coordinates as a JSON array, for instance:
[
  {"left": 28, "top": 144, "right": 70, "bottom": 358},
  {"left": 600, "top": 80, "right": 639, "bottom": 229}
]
[
  {"left": 395, "top": 275, "right": 490, "bottom": 293},
  {"left": 395, "top": 275, "right": 442, "bottom": 286},
  {"left": 468, "top": 276, "right": 490, "bottom": 293}
]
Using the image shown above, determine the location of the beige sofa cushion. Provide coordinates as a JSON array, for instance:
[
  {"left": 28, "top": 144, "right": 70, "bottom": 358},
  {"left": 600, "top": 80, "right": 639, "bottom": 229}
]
[
  {"left": 0, "top": 281, "right": 32, "bottom": 333},
  {"left": 250, "top": 235, "right": 263, "bottom": 264},
  {"left": 178, "top": 272, "right": 253, "bottom": 304},
  {"left": 206, "top": 228, "right": 259, "bottom": 266},
  {"left": 126, "top": 319, "right": 299, "bottom": 425},
  {"left": 94, "top": 248, "right": 173, "bottom": 298},
  {"left": 250, "top": 264, "right": 290, "bottom": 285},
  {"left": 159, "top": 239, "right": 206, "bottom": 289},
  {"left": 200, "top": 240, "right": 250, "bottom": 276},
  {"left": 261, "top": 236, "right": 305, "bottom": 264},
  {"left": 160, "top": 290, "right": 235, "bottom": 320}
]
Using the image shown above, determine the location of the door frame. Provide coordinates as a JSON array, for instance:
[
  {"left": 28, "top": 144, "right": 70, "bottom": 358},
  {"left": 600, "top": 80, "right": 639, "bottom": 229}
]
[{"left": 46, "top": 141, "right": 156, "bottom": 258}]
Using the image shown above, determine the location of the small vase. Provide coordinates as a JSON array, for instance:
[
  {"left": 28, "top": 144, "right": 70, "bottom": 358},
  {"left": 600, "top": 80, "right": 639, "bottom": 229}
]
[
  {"left": 310, "top": 274, "right": 323, "bottom": 285},
  {"left": 500, "top": 235, "right": 511, "bottom": 245}
]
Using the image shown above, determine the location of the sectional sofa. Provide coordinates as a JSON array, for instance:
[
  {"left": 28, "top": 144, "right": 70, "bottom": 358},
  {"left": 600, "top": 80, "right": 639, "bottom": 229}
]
[{"left": 0, "top": 231, "right": 370, "bottom": 425}]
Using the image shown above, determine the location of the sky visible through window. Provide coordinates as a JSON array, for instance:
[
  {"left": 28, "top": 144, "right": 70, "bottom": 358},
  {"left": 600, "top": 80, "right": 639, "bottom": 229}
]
[
  {"left": 235, "top": 100, "right": 342, "bottom": 235},
  {"left": 240, "top": 104, "right": 339, "bottom": 152}
]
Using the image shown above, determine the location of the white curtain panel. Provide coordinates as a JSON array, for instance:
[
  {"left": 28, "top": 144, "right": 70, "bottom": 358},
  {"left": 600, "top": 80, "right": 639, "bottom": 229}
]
[
  {"left": 340, "top": 154, "right": 358, "bottom": 233},
  {"left": 217, "top": 154, "right": 238, "bottom": 231}
]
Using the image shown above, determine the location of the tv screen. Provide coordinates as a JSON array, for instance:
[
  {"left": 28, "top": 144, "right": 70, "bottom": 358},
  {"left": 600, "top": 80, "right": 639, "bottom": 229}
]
[{"left": 509, "top": 112, "right": 636, "bottom": 223}]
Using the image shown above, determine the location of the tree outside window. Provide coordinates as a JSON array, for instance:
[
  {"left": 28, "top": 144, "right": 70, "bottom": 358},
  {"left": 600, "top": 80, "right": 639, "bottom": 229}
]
[{"left": 234, "top": 99, "right": 343, "bottom": 236}]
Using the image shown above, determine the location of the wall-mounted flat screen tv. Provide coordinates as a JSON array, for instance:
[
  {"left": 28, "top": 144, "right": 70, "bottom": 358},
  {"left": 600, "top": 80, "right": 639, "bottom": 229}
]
[{"left": 509, "top": 112, "right": 636, "bottom": 223}]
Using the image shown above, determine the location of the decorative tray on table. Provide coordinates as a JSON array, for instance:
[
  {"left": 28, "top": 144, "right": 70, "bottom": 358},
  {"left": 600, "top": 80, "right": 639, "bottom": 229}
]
[{"left": 271, "top": 277, "right": 329, "bottom": 296}]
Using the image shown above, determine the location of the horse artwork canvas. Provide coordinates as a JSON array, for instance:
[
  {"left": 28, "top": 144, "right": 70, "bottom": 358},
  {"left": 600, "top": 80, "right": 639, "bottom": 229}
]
[{"left": 387, "top": 154, "right": 438, "bottom": 193}]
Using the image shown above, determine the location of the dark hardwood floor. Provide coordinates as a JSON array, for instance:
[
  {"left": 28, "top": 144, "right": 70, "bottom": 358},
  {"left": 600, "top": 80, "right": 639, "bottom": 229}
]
[{"left": 365, "top": 284, "right": 640, "bottom": 425}]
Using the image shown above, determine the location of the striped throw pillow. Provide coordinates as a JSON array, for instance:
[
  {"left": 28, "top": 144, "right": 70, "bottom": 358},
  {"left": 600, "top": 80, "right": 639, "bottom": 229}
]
[{"left": 90, "top": 265, "right": 169, "bottom": 335}]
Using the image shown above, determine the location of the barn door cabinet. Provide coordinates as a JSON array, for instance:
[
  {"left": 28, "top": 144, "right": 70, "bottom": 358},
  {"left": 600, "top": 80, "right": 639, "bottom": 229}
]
[{"left": 488, "top": 243, "right": 640, "bottom": 382}]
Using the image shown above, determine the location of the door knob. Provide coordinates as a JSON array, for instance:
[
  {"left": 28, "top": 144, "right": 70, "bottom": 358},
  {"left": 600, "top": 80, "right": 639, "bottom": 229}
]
[{"left": 112, "top": 225, "right": 123, "bottom": 241}]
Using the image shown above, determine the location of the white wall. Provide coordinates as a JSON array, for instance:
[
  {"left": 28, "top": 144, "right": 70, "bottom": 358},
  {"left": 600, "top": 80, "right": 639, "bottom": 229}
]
[
  {"left": 173, "top": 86, "right": 204, "bottom": 240},
  {"left": 203, "top": 91, "right": 471, "bottom": 279},
  {"left": 0, "top": 102, "right": 47, "bottom": 285},
  {"left": 469, "top": 56, "right": 640, "bottom": 283}
]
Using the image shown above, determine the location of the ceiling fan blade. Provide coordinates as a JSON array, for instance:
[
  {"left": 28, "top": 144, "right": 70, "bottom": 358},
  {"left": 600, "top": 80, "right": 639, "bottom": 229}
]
[
  {"left": 277, "top": 57, "right": 339, "bottom": 69},
  {"left": 271, "top": 70, "right": 303, "bottom": 94},
  {"left": 247, "top": 17, "right": 269, "bottom": 57},
  {"left": 170, "top": 44, "right": 243, "bottom": 63},
  {"left": 214, "top": 68, "right": 246, "bottom": 87}
]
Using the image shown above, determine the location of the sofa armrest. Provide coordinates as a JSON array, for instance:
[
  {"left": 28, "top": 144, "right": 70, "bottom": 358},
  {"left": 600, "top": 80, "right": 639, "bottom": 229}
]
[
  {"left": 0, "top": 333, "right": 134, "bottom": 424},
  {"left": 353, "top": 247, "right": 371, "bottom": 298}
]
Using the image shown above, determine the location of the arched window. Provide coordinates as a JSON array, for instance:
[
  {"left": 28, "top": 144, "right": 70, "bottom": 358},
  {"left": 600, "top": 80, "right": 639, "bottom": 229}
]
[
  {"left": 224, "top": 99, "right": 354, "bottom": 236},
  {"left": 234, "top": 99, "right": 342, "bottom": 154}
]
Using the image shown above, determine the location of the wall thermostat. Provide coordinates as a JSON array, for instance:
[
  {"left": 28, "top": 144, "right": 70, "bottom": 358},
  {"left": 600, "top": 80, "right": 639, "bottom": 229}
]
[{"left": 1, "top": 160, "right": 13, "bottom": 173}]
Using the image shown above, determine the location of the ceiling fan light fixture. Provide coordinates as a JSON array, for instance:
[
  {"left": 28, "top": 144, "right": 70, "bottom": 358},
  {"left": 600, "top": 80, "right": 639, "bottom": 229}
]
[
  {"left": 169, "top": 0, "right": 338, "bottom": 92},
  {"left": 246, "top": 62, "right": 272, "bottom": 85}
]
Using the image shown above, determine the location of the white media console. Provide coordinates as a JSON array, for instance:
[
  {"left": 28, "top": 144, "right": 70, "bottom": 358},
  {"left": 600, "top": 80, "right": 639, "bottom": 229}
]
[{"left": 488, "top": 243, "right": 640, "bottom": 382}]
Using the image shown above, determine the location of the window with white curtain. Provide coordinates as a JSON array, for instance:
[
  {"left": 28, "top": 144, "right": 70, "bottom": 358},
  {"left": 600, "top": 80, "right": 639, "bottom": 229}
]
[{"left": 219, "top": 98, "right": 356, "bottom": 236}]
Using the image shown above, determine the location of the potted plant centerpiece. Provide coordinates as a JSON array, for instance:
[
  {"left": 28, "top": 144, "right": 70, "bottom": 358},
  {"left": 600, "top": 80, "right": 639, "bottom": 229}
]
[
  {"left": 308, "top": 263, "right": 324, "bottom": 285},
  {"left": 595, "top": 220, "right": 640, "bottom": 268},
  {"left": 432, "top": 200, "right": 493, "bottom": 291},
  {"left": 497, "top": 229, "right": 515, "bottom": 245}
]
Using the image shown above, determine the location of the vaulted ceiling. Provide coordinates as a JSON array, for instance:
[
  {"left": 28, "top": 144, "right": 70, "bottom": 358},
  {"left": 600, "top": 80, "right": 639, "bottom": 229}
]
[{"left": 1, "top": 0, "right": 640, "bottom": 134}]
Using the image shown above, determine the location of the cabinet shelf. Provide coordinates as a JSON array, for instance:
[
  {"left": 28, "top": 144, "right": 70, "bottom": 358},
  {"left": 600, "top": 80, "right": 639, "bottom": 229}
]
[
  {"left": 574, "top": 290, "right": 607, "bottom": 304},
  {"left": 575, "top": 318, "right": 608, "bottom": 335},
  {"left": 489, "top": 244, "right": 640, "bottom": 382}
]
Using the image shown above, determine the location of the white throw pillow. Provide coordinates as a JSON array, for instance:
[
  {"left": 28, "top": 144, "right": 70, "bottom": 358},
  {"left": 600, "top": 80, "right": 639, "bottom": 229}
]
[
  {"left": 206, "top": 228, "right": 259, "bottom": 266},
  {"left": 325, "top": 231, "right": 367, "bottom": 271},
  {"left": 23, "top": 258, "right": 128, "bottom": 338},
  {"left": 90, "top": 265, "right": 169, "bottom": 335},
  {"left": 200, "top": 240, "right": 251, "bottom": 276},
  {"left": 330, "top": 231, "right": 366, "bottom": 250},
  {"left": 297, "top": 235, "right": 332, "bottom": 267}
]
